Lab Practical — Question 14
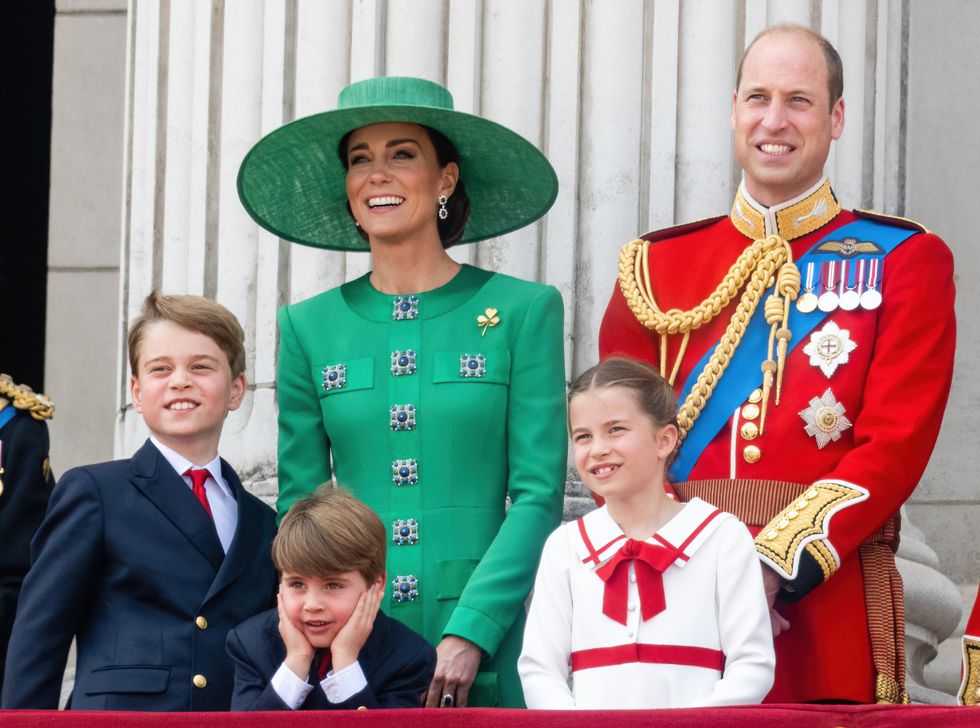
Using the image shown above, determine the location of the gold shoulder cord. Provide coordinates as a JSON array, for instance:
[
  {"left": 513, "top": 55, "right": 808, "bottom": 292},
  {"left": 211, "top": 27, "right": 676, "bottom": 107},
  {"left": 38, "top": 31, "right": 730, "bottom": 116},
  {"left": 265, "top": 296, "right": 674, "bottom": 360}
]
[{"left": 618, "top": 235, "right": 799, "bottom": 440}]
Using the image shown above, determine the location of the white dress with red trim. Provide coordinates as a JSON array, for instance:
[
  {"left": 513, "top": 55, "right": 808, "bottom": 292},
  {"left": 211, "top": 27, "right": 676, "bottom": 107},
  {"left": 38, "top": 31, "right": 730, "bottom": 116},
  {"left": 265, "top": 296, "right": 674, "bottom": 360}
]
[{"left": 518, "top": 497, "right": 774, "bottom": 709}]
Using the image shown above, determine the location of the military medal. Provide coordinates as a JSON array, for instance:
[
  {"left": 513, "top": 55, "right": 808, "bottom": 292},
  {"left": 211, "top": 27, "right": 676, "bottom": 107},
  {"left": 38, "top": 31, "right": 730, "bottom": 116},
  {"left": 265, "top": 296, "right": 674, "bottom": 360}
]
[
  {"left": 860, "top": 258, "right": 883, "bottom": 310},
  {"left": 796, "top": 262, "right": 818, "bottom": 313},
  {"left": 838, "top": 259, "right": 861, "bottom": 311},
  {"left": 803, "top": 321, "right": 857, "bottom": 378},
  {"left": 799, "top": 388, "right": 852, "bottom": 448},
  {"left": 817, "top": 260, "right": 839, "bottom": 312}
]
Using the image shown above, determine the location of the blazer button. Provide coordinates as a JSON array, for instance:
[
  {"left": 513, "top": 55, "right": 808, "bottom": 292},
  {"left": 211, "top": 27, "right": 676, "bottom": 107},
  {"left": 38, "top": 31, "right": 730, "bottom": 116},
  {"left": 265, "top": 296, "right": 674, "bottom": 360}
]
[
  {"left": 195, "top": 616, "right": 208, "bottom": 630},
  {"left": 193, "top": 674, "right": 207, "bottom": 689}
]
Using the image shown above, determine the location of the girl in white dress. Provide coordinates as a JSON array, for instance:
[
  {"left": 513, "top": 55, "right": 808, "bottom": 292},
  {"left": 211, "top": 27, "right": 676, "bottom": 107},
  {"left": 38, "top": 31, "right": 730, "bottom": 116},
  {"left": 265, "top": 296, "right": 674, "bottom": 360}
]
[{"left": 518, "top": 357, "right": 774, "bottom": 708}]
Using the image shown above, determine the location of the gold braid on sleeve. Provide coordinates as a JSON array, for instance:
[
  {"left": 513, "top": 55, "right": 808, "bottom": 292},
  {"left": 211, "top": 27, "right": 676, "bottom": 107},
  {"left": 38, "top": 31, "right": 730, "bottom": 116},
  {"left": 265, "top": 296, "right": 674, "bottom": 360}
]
[{"left": 617, "top": 235, "right": 799, "bottom": 441}]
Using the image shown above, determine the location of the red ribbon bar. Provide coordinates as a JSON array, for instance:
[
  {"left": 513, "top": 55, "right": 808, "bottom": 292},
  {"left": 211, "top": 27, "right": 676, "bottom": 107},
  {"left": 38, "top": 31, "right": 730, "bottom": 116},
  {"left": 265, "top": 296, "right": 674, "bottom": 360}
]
[{"left": 571, "top": 643, "right": 725, "bottom": 673}]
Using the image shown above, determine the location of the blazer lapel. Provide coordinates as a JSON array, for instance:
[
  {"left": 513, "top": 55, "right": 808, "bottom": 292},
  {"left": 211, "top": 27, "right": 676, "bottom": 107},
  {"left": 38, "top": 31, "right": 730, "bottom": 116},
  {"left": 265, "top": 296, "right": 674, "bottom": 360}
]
[
  {"left": 129, "top": 440, "right": 225, "bottom": 572},
  {"left": 204, "top": 459, "right": 264, "bottom": 601}
]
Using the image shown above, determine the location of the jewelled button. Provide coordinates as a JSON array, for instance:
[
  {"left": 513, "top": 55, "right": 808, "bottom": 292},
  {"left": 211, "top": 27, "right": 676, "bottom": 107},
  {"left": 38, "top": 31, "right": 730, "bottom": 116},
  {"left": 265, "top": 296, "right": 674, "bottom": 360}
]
[
  {"left": 390, "top": 404, "right": 416, "bottom": 431},
  {"left": 392, "top": 459, "right": 418, "bottom": 486},
  {"left": 743, "top": 445, "right": 761, "bottom": 463},
  {"left": 741, "top": 403, "right": 760, "bottom": 421},
  {"left": 392, "top": 575, "right": 419, "bottom": 603},
  {"left": 321, "top": 364, "right": 347, "bottom": 392},
  {"left": 391, "top": 350, "right": 417, "bottom": 376},
  {"left": 392, "top": 295, "right": 420, "bottom": 320},
  {"left": 392, "top": 518, "right": 419, "bottom": 546},
  {"left": 748, "top": 388, "right": 763, "bottom": 404},
  {"left": 740, "top": 422, "right": 759, "bottom": 441},
  {"left": 459, "top": 353, "right": 486, "bottom": 378}
]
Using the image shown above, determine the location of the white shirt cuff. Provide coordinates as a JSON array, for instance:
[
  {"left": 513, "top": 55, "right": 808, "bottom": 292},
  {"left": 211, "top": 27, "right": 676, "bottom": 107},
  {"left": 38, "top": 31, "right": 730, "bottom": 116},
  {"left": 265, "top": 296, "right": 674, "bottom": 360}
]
[
  {"left": 321, "top": 660, "right": 368, "bottom": 704},
  {"left": 271, "top": 662, "right": 314, "bottom": 710}
]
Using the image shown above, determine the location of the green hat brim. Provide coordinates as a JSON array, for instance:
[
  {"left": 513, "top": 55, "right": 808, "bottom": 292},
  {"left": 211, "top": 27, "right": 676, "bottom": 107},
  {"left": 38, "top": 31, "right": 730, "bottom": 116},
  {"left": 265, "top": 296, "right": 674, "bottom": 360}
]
[{"left": 237, "top": 103, "right": 558, "bottom": 252}]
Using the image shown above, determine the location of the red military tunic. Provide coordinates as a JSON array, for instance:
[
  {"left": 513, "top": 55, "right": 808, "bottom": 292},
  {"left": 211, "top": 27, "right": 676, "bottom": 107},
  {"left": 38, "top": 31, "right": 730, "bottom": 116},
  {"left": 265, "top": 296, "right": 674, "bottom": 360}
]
[
  {"left": 959, "top": 591, "right": 980, "bottom": 705},
  {"left": 599, "top": 179, "right": 956, "bottom": 703}
]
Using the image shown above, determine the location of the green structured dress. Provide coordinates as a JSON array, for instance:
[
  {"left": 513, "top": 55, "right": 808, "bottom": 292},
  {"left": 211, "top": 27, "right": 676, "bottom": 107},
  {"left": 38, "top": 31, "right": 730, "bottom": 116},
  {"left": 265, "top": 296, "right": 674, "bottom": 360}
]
[{"left": 275, "top": 264, "right": 567, "bottom": 707}]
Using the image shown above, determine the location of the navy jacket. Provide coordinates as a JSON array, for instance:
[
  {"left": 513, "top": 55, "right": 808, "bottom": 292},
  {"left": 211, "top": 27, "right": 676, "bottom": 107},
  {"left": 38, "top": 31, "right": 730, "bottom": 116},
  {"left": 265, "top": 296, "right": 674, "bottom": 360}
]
[
  {"left": 1, "top": 439, "right": 277, "bottom": 710},
  {"left": 227, "top": 607, "right": 435, "bottom": 710}
]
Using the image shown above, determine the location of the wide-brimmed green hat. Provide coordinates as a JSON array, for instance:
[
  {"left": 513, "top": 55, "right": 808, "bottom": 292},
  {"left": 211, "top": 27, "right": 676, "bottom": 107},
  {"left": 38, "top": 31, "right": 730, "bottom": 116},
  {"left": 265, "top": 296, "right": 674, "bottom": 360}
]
[{"left": 237, "top": 76, "right": 558, "bottom": 251}]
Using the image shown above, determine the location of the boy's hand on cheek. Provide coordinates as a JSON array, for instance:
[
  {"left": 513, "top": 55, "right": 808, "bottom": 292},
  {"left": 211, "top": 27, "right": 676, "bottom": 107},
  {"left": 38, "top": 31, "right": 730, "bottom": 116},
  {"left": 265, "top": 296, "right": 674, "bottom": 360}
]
[
  {"left": 278, "top": 590, "right": 315, "bottom": 679},
  {"left": 330, "top": 582, "right": 384, "bottom": 671}
]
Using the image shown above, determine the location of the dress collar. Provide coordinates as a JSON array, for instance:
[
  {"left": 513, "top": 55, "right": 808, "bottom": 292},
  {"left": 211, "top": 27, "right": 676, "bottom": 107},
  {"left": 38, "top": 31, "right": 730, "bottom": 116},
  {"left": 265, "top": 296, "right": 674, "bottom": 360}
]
[
  {"left": 574, "top": 498, "right": 729, "bottom": 571},
  {"left": 341, "top": 263, "right": 494, "bottom": 322},
  {"left": 730, "top": 178, "right": 840, "bottom": 241}
]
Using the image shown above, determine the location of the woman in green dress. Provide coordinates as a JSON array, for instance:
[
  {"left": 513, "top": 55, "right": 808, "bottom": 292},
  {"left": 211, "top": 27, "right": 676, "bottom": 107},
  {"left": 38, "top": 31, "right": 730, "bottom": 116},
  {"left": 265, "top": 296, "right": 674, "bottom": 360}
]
[{"left": 238, "top": 77, "right": 566, "bottom": 708}]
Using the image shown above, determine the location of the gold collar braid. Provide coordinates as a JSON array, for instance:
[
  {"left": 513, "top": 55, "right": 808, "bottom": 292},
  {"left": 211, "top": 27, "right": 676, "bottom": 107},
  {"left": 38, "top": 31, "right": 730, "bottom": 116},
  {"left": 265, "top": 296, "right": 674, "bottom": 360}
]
[{"left": 617, "top": 235, "right": 799, "bottom": 440}]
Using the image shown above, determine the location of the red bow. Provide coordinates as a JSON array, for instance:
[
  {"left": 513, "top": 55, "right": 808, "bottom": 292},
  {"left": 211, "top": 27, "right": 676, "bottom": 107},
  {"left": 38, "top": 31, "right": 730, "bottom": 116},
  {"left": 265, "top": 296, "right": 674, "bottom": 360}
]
[{"left": 594, "top": 539, "right": 679, "bottom": 625}]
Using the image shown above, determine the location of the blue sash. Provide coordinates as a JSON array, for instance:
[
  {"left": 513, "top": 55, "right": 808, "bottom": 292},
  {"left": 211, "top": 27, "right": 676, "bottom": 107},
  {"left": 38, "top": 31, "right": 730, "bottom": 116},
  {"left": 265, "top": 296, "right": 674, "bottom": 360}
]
[
  {"left": 671, "top": 218, "right": 917, "bottom": 481},
  {"left": 0, "top": 405, "right": 16, "bottom": 431}
]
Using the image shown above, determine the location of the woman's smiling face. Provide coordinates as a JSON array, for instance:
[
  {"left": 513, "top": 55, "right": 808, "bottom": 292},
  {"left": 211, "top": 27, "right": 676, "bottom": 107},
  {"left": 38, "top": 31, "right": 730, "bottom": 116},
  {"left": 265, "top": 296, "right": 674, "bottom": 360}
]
[{"left": 344, "top": 121, "right": 457, "bottom": 247}]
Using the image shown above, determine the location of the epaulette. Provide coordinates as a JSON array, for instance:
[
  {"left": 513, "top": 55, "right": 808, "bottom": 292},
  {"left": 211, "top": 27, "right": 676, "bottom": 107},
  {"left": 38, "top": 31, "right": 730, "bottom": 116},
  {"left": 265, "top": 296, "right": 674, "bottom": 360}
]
[
  {"left": 0, "top": 374, "right": 54, "bottom": 421},
  {"left": 853, "top": 208, "right": 929, "bottom": 235},
  {"left": 639, "top": 215, "right": 727, "bottom": 244}
]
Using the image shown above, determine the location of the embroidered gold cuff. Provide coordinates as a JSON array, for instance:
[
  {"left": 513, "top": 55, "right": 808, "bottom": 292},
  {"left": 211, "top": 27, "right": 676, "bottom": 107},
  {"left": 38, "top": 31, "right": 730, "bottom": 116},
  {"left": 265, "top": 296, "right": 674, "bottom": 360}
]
[
  {"left": 804, "top": 540, "right": 837, "bottom": 582},
  {"left": 959, "top": 635, "right": 980, "bottom": 706},
  {"left": 755, "top": 480, "right": 868, "bottom": 579}
]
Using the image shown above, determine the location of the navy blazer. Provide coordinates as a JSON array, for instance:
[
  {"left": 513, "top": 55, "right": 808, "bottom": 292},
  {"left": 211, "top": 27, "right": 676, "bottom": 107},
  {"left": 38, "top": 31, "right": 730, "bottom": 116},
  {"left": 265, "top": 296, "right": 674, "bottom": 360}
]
[
  {"left": 227, "top": 607, "right": 435, "bottom": 710},
  {"left": 1, "top": 440, "right": 277, "bottom": 710}
]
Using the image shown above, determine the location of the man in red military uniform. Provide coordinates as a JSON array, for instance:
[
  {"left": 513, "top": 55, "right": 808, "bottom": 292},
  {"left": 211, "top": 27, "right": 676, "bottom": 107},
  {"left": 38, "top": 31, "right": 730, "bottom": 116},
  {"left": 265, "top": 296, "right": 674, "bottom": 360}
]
[{"left": 599, "top": 25, "right": 955, "bottom": 703}]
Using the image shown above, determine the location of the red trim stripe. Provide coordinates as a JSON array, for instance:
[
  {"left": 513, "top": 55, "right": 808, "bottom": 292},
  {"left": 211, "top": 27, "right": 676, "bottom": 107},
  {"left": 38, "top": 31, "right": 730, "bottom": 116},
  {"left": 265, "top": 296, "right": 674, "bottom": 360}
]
[
  {"left": 571, "top": 643, "right": 725, "bottom": 673},
  {"left": 577, "top": 518, "right": 601, "bottom": 565},
  {"left": 677, "top": 508, "right": 723, "bottom": 553}
]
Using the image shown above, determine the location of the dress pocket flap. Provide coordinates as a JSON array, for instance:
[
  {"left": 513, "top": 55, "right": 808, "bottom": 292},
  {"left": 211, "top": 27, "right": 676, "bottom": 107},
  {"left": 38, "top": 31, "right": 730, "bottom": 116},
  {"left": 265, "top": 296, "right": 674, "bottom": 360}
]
[
  {"left": 432, "top": 351, "right": 511, "bottom": 385},
  {"left": 313, "top": 356, "right": 374, "bottom": 397},
  {"left": 85, "top": 665, "right": 171, "bottom": 695},
  {"left": 435, "top": 558, "right": 481, "bottom": 600}
]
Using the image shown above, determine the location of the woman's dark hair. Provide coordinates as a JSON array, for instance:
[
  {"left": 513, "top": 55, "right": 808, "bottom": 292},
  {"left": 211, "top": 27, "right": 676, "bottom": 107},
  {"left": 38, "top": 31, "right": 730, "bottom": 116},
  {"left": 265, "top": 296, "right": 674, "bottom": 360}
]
[
  {"left": 568, "top": 357, "right": 679, "bottom": 465},
  {"left": 340, "top": 125, "right": 471, "bottom": 248}
]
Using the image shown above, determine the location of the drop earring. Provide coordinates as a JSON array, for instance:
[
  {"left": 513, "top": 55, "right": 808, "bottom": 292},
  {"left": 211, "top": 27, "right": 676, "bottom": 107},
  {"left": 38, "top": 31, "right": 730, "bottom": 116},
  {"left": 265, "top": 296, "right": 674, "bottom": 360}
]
[{"left": 438, "top": 195, "right": 448, "bottom": 220}]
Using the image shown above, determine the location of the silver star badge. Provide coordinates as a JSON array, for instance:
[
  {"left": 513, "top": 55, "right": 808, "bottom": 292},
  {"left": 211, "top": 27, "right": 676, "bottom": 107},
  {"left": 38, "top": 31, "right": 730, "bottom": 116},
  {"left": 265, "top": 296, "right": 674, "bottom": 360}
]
[
  {"left": 803, "top": 321, "right": 857, "bottom": 378},
  {"left": 799, "top": 388, "right": 852, "bottom": 449}
]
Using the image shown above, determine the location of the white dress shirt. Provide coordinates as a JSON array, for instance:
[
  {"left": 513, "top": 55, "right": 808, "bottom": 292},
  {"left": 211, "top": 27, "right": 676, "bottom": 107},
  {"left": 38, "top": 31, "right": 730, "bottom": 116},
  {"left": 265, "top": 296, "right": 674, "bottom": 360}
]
[
  {"left": 271, "top": 661, "right": 369, "bottom": 708},
  {"left": 150, "top": 436, "right": 238, "bottom": 553}
]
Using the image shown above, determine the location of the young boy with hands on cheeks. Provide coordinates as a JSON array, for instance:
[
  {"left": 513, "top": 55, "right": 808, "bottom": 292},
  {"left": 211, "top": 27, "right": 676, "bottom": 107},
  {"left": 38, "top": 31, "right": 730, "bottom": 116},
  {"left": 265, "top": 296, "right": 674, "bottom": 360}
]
[
  {"left": 518, "top": 358, "right": 774, "bottom": 709},
  {"left": 227, "top": 486, "right": 435, "bottom": 710}
]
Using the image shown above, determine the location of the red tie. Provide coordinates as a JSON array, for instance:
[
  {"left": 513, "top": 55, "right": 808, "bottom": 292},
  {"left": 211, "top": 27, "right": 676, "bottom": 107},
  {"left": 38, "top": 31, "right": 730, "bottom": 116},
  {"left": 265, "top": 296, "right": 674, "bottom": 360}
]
[
  {"left": 185, "top": 468, "right": 214, "bottom": 520},
  {"left": 316, "top": 649, "right": 332, "bottom": 680},
  {"left": 594, "top": 539, "right": 680, "bottom": 625}
]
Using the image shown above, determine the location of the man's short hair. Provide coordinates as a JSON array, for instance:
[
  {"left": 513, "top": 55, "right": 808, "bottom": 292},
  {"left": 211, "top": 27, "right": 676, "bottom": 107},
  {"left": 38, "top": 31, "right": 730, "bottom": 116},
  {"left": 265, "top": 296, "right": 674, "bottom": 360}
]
[
  {"left": 736, "top": 24, "right": 844, "bottom": 111},
  {"left": 128, "top": 290, "right": 246, "bottom": 377},
  {"left": 272, "top": 485, "right": 387, "bottom": 584}
]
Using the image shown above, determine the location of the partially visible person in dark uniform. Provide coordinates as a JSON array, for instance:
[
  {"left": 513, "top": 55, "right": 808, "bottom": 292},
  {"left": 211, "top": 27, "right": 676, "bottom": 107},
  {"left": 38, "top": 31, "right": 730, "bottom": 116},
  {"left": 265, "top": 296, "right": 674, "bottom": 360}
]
[{"left": 0, "top": 373, "right": 54, "bottom": 691}]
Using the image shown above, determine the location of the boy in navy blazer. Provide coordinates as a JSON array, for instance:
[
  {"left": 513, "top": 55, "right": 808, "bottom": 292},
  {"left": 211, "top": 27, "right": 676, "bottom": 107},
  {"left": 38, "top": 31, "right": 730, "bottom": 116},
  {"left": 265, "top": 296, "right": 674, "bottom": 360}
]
[
  {"left": 227, "top": 486, "right": 435, "bottom": 710},
  {"left": 1, "top": 292, "right": 277, "bottom": 710}
]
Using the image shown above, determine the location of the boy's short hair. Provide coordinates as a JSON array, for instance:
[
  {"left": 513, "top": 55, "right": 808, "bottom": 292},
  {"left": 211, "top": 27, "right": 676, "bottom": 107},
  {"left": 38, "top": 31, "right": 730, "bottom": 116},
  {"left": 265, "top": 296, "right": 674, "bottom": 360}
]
[
  {"left": 128, "top": 290, "right": 246, "bottom": 377},
  {"left": 273, "top": 485, "right": 386, "bottom": 584}
]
